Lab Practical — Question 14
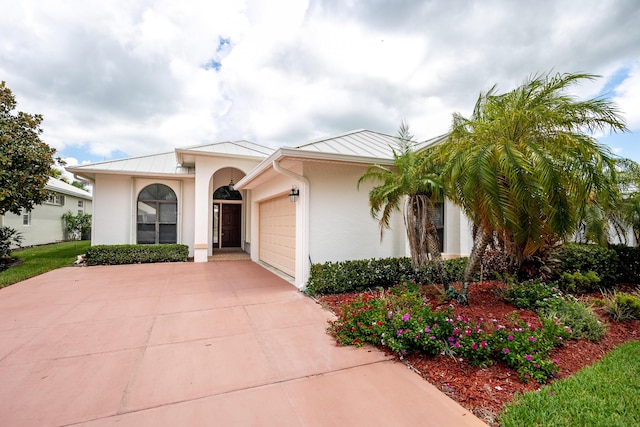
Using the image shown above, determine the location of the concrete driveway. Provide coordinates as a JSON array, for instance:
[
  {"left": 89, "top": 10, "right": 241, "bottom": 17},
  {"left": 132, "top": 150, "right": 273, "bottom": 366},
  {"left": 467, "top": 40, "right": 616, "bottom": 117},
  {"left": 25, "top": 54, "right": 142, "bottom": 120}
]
[{"left": 0, "top": 261, "right": 485, "bottom": 426}]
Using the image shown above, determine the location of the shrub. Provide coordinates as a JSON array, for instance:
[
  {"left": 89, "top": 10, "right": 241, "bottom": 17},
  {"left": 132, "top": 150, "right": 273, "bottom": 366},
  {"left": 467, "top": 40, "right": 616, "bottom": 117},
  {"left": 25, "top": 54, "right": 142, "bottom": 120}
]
[
  {"left": 305, "top": 256, "right": 469, "bottom": 295},
  {"left": 611, "top": 245, "right": 640, "bottom": 285},
  {"left": 553, "top": 243, "right": 619, "bottom": 287},
  {"left": 557, "top": 270, "right": 601, "bottom": 294},
  {"left": 84, "top": 244, "right": 189, "bottom": 265},
  {"left": 0, "top": 226, "right": 23, "bottom": 271},
  {"left": 497, "top": 279, "right": 565, "bottom": 311},
  {"left": 600, "top": 291, "right": 640, "bottom": 321},
  {"left": 491, "top": 318, "right": 561, "bottom": 382},
  {"left": 328, "top": 286, "right": 571, "bottom": 383},
  {"left": 542, "top": 300, "right": 607, "bottom": 342}
]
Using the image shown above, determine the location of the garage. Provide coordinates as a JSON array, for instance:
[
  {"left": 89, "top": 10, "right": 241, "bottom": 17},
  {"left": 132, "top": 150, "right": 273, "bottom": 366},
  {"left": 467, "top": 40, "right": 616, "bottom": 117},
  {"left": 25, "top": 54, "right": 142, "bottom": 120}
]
[{"left": 259, "top": 194, "right": 296, "bottom": 276}]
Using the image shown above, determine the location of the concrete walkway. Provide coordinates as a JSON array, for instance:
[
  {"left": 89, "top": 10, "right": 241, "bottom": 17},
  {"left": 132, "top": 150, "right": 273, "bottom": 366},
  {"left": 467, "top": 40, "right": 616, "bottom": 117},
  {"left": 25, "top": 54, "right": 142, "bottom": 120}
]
[{"left": 0, "top": 261, "right": 486, "bottom": 426}]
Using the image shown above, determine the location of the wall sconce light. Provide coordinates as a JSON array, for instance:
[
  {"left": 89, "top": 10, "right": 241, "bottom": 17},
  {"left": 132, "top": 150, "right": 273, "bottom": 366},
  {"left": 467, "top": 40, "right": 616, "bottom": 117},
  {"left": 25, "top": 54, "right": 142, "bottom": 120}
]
[
  {"left": 289, "top": 186, "right": 300, "bottom": 202},
  {"left": 228, "top": 179, "right": 235, "bottom": 191}
]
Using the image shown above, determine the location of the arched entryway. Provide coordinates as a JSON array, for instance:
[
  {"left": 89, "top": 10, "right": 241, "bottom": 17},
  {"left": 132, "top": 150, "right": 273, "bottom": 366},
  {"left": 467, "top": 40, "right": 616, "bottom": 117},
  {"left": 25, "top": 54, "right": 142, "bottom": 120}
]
[{"left": 212, "top": 184, "right": 242, "bottom": 249}]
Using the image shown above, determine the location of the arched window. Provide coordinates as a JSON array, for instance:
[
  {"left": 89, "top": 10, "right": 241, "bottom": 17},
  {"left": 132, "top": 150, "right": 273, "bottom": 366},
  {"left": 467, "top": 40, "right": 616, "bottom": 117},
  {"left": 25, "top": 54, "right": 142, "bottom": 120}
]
[
  {"left": 213, "top": 185, "right": 242, "bottom": 200},
  {"left": 137, "top": 184, "right": 177, "bottom": 244}
]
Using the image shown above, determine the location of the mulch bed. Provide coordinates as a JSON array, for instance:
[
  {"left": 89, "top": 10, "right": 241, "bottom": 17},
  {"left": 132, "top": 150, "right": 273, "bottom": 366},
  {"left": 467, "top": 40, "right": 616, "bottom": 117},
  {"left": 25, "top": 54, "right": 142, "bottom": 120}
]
[{"left": 318, "top": 281, "right": 640, "bottom": 426}]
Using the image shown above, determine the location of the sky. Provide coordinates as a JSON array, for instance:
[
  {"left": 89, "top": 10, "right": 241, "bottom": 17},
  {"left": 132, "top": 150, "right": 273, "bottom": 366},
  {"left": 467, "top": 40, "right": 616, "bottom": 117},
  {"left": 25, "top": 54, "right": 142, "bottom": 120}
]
[{"left": 1, "top": 0, "right": 639, "bottom": 175}]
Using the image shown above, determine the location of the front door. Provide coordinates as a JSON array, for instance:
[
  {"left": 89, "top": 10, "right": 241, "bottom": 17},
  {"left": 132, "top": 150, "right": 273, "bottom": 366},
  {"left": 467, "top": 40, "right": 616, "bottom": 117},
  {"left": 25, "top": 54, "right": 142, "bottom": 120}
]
[{"left": 221, "top": 204, "right": 241, "bottom": 247}]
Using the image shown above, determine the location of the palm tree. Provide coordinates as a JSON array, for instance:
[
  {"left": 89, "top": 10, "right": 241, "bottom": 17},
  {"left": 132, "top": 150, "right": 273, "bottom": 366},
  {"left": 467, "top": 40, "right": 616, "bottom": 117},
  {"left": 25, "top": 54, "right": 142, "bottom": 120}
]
[
  {"left": 435, "top": 72, "right": 627, "bottom": 304},
  {"left": 358, "top": 122, "right": 449, "bottom": 288}
]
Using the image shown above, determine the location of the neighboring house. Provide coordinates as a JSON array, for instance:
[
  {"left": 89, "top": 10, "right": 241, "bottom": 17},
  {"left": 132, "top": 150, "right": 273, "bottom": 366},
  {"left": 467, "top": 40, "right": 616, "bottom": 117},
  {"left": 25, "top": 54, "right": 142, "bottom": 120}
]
[
  {"left": 67, "top": 129, "right": 473, "bottom": 289},
  {"left": 1, "top": 177, "right": 93, "bottom": 247}
]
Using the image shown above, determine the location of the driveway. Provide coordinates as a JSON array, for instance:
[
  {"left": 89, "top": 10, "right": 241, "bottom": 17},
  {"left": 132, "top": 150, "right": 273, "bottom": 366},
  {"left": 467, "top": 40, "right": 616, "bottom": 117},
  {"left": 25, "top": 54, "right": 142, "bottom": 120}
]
[{"left": 0, "top": 261, "right": 486, "bottom": 426}]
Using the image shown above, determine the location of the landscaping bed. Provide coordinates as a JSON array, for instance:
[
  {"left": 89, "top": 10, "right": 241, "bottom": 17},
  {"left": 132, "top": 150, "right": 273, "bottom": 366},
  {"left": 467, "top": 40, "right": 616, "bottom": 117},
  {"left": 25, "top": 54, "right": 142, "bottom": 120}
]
[{"left": 318, "top": 281, "right": 640, "bottom": 426}]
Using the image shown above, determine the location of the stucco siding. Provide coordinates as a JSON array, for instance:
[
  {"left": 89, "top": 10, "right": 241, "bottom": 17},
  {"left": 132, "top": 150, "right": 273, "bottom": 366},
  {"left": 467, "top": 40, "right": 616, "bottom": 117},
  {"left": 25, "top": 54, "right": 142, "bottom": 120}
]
[
  {"left": 92, "top": 174, "right": 133, "bottom": 245},
  {"left": 3, "top": 195, "right": 92, "bottom": 247},
  {"left": 304, "top": 162, "right": 407, "bottom": 264}
]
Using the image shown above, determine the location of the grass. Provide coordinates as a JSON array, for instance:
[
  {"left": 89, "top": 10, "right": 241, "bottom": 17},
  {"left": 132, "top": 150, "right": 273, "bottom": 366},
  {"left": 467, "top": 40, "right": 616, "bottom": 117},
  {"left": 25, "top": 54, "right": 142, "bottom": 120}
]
[
  {"left": 500, "top": 339, "right": 640, "bottom": 426},
  {"left": 0, "top": 240, "right": 91, "bottom": 288}
]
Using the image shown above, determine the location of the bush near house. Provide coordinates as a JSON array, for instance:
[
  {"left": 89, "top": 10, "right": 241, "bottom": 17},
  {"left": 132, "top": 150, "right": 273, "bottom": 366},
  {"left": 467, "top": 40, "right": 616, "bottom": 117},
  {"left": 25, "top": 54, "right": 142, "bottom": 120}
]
[
  {"left": 552, "top": 243, "right": 620, "bottom": 287},
  {"left": 305, "top": 256, "right": 469, "bottom": 295},
  {"left": 85, "top": 244, "right": 188, "bottom": 266},
  {"left": 611, "top": 245, "right": 640, "bottom": 284}
]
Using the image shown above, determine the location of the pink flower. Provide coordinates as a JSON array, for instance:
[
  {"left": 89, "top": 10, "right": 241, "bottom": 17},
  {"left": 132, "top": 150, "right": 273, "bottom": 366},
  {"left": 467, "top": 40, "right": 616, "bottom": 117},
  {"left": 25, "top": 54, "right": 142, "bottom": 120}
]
[
  {"left": 402, "top": 313, "right": 410, "bottom": 322},
  {"left": 525, "top": 355, "right": 532, "bottom": 361},
  {"left": 480, "top": 341, "right": 487, "bottom": 349},
  {"left": 503, "top": 348, "right": 510, "bottom": 354},
  {"left": 507, "top": 335, "right": 514, "bottom": 341},
  {"left": 454, "top": 342, "right": 461, "bottom": 349},
  {"left": 529, "top": 336, "right": 536, "bottom": 342},
  {"left": 424, "top": 325, "right": 431, "bottom": 333},
  {"left": 471, "top": 343, "right": 478, "bottom": 350}
]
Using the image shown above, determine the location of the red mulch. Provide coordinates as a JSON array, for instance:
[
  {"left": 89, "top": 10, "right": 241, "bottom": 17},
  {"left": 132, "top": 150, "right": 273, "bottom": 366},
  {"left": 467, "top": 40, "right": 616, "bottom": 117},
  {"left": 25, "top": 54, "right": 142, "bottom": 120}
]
[{"left": 318, "top": 282, "right": 640, "bottom": 426}]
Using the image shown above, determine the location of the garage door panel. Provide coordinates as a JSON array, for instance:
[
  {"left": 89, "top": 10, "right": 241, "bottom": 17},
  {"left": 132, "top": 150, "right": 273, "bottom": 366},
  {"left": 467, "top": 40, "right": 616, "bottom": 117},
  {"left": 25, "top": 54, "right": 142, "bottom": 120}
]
[{"left": 259, "top": 195, "right": 296, "bottom": 276}]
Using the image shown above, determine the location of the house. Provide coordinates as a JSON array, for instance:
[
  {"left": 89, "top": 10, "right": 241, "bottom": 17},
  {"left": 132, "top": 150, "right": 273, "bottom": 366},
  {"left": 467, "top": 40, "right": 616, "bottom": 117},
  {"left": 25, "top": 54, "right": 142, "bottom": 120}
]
[
  {"left": 67, "top": 129, "right": 473, "bottom": 289},
  {"left": 1, "top": 177, "right": 93, "bottom": 247}
]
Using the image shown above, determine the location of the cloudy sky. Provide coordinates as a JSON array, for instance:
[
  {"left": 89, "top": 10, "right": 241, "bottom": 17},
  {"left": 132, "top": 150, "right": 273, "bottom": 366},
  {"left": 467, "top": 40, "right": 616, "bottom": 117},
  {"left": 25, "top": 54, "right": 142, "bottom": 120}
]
[{"left": 1, "top": 0, "right": 639, "bottom": 171}]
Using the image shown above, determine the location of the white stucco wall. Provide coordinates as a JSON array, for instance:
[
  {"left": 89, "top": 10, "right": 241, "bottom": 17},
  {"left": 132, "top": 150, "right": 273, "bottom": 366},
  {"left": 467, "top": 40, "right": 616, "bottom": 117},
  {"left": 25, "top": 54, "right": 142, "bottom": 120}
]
[
  {"left": 3, "top": 195, "right": 93, "bottom": 247},
  {"left": 92, "top": 174, "right": 134, "bottom": 245},
  {"left": 304, "top": 162, "right": 407, "bottom": 264},
  {"left": 442, "top": 201, "right": 473, "bottom": 258},
  {"left": 91, "top": 175, "right": 196, "bottom": 253}
]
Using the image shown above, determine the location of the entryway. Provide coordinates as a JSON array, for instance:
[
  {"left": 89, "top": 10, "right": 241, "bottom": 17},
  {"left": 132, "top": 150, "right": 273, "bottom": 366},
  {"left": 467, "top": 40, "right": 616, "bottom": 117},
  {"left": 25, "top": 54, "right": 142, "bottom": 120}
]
[{"left": 213, "top": 203, "right": 242, "bottom": 250}]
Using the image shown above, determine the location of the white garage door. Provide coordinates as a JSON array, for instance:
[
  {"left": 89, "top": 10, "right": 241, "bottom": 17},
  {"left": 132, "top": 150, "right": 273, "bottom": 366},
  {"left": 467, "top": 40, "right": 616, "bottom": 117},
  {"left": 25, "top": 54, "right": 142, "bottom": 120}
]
[{"left": 259, "top": 195, "right": 296, "bottom": 276}]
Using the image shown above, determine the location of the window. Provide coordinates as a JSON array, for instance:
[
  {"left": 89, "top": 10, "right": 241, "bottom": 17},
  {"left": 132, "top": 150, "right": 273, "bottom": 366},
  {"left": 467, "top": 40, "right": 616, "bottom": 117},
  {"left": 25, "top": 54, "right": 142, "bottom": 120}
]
[
  {"left": 213, "top": 185, "right": 242, "bottom": 200},
  {"left": 434, "top": 202, "right": 444, "bottom": 252},
  {"left": 22, "top": 209, "right": 31, "bottom": 226},
  {"left": 137, "top": 184, "right": 178, "bottom": 244},
  {"left": 46, "top": 193, "right": 65, "bottom": 206},
  {"left": 78, "top": 200, "right": 84, "bottom": 208}
]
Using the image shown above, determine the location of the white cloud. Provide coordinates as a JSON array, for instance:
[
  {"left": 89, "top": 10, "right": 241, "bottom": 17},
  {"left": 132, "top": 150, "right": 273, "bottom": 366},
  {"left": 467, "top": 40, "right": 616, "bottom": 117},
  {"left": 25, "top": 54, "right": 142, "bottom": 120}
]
[
  {"left": 614, "top": 62, "right": 640, "bottom": 131},
  {"left": 1, "top": 0, "right": 639, "bottom": 163}
]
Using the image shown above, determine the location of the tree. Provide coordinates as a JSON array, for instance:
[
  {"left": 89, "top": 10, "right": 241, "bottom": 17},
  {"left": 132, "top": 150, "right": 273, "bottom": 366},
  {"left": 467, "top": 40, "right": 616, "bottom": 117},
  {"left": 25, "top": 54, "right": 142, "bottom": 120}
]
[
  {"left": 62, "top": 211, "right": 92, "bottom": 241},
  {"left": 358, "top": 122, "right": 450, "bottom": 288},
  {"left": 435, "top": 72, "right": 627, "bottom": 304},
  {"left": 0, "top": 81, "right": 61, "bottom": 215}
]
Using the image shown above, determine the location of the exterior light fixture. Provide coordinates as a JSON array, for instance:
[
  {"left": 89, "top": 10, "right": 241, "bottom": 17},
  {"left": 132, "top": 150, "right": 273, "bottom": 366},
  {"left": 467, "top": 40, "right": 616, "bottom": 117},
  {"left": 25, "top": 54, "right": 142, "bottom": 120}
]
[
  {"left": 289, "top": 186, "right": 300, "bottom": 202},
  {"left": 228, "top": 170, "right": 235, "bottom": 191}
]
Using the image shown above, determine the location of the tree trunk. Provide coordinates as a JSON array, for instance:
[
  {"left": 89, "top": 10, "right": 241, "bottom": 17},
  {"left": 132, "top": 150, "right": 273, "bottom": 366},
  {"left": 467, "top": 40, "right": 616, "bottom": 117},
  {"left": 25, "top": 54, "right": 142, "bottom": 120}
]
[
  {"left": 405, "top": 195, "right": 449, "bottom": 291},
  {"left": 457, "top": 226, "right": 491, "bottom": 305}
]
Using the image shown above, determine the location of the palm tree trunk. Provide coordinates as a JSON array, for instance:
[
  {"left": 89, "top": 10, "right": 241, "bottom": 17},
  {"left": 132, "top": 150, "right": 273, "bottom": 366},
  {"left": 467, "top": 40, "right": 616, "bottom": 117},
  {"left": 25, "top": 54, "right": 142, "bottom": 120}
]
[
  {"left": 457, "top": 226, "right": 491, "bottom": 305},
  {"left": 407, "top": 194, "right": 449, "bottom": 291}
]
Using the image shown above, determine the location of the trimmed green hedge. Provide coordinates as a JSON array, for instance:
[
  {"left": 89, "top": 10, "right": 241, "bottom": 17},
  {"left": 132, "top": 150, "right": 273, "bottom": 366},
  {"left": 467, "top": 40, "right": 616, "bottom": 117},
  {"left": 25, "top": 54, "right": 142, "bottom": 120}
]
[
  {"left": 305, "top": 256, "right": 469, "bottom": 295},
  {"left": 85, "top": 244, "right": 189, "bottom": 266},
  {"left": 553, "top": 243, "right": 619, "bottom": 287},
  {"left": 611, "top": 245, "right": 640, "bottom": 284}
]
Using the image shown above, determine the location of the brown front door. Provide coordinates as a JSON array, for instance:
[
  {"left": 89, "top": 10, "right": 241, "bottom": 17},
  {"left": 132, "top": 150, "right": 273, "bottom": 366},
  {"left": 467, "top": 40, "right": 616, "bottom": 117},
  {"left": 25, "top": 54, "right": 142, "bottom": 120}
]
[{"left": 221, "top": 204, "right": 241, "bottom": 247}]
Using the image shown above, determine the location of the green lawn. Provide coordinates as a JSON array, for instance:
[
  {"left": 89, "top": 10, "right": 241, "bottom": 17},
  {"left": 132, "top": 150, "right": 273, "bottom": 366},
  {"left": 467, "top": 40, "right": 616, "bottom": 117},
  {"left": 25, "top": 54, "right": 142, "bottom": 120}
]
[
  {"left": 0, "top": 240, "right": 91, "bottom": 288},
  {"left": 500, "top": 339, "right": 640, "bottom": 426}
]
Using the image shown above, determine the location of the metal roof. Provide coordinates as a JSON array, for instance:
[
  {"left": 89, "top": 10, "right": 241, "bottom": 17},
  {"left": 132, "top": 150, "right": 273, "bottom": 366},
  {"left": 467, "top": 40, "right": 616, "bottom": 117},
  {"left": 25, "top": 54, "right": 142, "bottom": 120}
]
[
  {"left": 177, "top": 140, "right": 275, "bottom": 158},
  {"left": 66, "top": 131, "right": 449, "bottom": 183},
  {"left": 67, "top": 152, "right": 181, "bottom": 176},
  {"left": 47, "top": 177, "right": 92, "bottom": 199},
  {"left": 292, "top": 129, "right": 450, "bottom": 159},
  {"left": 293, "top": 129, "right": 402, "bottom": 159}
]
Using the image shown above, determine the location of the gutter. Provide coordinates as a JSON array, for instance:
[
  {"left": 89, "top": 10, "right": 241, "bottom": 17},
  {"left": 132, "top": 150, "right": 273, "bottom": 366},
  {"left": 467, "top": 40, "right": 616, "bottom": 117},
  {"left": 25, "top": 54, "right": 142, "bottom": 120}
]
[{"left": 272, "top": 159, "right": 309, "bottom": 188}]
